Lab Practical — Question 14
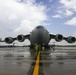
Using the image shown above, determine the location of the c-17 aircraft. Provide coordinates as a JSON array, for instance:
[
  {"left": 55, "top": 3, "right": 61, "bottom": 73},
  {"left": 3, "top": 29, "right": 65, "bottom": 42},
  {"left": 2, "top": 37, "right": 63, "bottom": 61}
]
[{"left": 1, "top": 25, "right": 76, "bottom": 49}]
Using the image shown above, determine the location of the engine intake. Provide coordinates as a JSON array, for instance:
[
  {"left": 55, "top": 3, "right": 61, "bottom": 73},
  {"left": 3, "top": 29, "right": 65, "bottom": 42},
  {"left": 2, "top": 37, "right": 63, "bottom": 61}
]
[
  {"left": 17, "top": 34, "right": 25, "bottom": 42},
  {"left": 55, "top": 34, "right": 63, "bottom": 42},
  {"left": 66, "top": 36, "right": 76, "bottom": 43},
  {"left": 5, "top": 37, "right": 14, "bottom": 44}
]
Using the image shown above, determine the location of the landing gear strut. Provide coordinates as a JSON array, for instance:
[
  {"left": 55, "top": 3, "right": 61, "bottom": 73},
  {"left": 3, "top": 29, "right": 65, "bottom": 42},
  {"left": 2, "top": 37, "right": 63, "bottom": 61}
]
[
  {"left": 39, "top": 44, "right": 42, "bottom": 50},
  {"left": 30, "top": 45, "right": 34, "bottom": 49}
]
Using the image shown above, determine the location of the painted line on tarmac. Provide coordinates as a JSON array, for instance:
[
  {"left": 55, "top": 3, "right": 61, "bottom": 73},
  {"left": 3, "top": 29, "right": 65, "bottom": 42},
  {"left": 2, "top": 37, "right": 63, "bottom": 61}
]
[
  {"left": 27, "top": 51, "right": 39, "bottom": 75},
  {"left": 39, "top": 51, "right": 44, "bottom": 75},
  {"left": 33, "top": 51, "right": 40, "bottom": 75},
  {"left": 27, "top": 51, "right": 44, "bottom": 75}
]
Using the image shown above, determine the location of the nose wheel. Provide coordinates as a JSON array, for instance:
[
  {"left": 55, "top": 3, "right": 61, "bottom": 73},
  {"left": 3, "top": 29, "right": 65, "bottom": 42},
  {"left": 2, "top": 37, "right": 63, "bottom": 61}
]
[{"left": 39, "top": 45, "right": 42, "bottom": 50}]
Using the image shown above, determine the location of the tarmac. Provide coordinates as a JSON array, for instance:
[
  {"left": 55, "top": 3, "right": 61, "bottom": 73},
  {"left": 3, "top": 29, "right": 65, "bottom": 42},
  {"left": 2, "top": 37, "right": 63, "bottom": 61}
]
[{"left": 0, "top": 47, "right": 76, "bottom": 75}]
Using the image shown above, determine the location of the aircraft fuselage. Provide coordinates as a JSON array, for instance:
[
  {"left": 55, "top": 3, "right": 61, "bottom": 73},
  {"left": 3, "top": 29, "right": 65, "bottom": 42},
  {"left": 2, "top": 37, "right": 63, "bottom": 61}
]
[{"left": 30, "top": 26, "right": 50, "bottom": 45}]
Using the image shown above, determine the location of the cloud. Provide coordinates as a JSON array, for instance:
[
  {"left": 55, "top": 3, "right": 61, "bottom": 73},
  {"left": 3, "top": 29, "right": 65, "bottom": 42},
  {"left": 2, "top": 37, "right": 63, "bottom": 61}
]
[
  {"left": 14, "top": 1, "right": 47, "bottom": 34},
  {"left": 52, "top": 14, "right": 62, "bottom": 18},
  {"left": 14, "top": 19, "right": 34, "bottom": 34},
  {"left": 53, "top": 9, "right": 73, "bottom": 18},
  {"left": 59, "top": 0, "right": 76, "bottom": 16},
  {"left": 59, "top": 0, "right": 76, "bottom": 11},
  {"left": 8, "top": 13, "right": 17, "bottom": 20},
  {"left": 75, "top": 32, "right": 76, "bottom": 37},
  {"left": 0, "top": 0, "right": 47, "bottom": 36},
  {"left": 52, "top": 0, "right": 76, "bottom": 18},
  {"left": 64, "top": 10, "right": 73, "bottom": 16},
  {"left": 0, "top": 0, "right": 47, "bottom": 45},
  {"left": 65, "top": 17, "right": 76, "bottom": 26}
]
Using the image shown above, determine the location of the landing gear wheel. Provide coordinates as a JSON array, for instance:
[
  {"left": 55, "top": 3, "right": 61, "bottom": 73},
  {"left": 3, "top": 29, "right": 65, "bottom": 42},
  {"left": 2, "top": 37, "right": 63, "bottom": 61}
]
[{"left": 39, "top": 45, "right": 42, "bottom": 50}]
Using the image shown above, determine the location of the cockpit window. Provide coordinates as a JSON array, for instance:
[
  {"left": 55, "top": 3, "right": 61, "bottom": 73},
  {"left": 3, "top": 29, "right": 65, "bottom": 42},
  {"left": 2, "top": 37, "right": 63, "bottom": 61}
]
[
  {"left": 36, "top": 26, "right": 44, "bottom": 29},
  {"left": 32, "top": 25, "right": 47, "bottom": 32}
]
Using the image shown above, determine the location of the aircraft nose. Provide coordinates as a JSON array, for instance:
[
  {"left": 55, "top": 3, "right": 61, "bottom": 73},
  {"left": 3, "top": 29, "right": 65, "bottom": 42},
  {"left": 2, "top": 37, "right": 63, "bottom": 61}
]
[
  {"left": 36, "top": 29, "right": 43, "bottom": 43},
  {"left": 37, "top": 30, "right": 42, "bottom": 37}
]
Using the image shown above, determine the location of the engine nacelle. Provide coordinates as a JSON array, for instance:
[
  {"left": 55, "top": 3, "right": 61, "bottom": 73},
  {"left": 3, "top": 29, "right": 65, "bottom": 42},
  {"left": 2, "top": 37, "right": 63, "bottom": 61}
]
[
  {"left": 17, "top": 34, "right": 25, "bottom": 42},
  {"left": 5, "top": 37, "right": 14, "bottom": 44},
  {"left": 55, "top": 34, "right": 63, "bottom": 42},
  {"left": 66, "top": 36, "right": 76, "bottom": 43}
]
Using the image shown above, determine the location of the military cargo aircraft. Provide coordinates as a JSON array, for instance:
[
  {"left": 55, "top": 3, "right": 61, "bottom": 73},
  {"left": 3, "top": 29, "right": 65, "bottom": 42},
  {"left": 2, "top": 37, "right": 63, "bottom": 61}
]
[{"left": 1, "top": 25, "right": 76, "bottom": 49}]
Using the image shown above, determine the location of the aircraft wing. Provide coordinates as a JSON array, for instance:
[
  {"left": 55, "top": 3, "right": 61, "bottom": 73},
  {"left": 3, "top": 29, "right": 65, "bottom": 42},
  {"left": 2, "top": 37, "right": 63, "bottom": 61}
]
[
  {"left": 50, "top": 34, "right": 76, "bottom": 43},
  {"left": 3, "top": 34, "right": 30, "bottom": 44},
  {"left": 0, "top": 40, "right": 5, "bottom": 42}
]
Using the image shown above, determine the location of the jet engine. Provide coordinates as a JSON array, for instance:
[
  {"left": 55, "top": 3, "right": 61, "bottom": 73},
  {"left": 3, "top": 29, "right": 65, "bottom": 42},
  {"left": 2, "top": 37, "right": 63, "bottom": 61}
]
[
  {"left": 65, "top": 36, "right": 76, "bottom": 43},
  {"left": 17, "top": 34, "right": 25, "bottom": 42},
  {"left": 5, "top": 37, "right": 14, "bottom": 44},
  {"left": 55, "top": 34, "right": 63, "bottom": 42}
]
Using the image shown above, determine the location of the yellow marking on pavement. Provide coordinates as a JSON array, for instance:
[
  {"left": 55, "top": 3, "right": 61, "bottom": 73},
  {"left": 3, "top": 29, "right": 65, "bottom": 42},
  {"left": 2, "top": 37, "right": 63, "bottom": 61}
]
[{"left": 33, "top": 51, "right": 40, "bottom": 75}]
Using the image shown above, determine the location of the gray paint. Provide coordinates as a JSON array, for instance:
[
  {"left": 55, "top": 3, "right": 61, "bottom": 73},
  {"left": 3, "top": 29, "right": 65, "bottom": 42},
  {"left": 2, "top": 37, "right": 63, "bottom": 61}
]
[{"left": 30, "top": 26, "right": 50, "bottom": 45}]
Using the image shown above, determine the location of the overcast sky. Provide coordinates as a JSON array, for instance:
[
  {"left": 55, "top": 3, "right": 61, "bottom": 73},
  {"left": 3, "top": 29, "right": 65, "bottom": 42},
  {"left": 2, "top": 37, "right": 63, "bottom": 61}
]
[{"left": 0, "top": 0, "right": 76, "bottom": 45}]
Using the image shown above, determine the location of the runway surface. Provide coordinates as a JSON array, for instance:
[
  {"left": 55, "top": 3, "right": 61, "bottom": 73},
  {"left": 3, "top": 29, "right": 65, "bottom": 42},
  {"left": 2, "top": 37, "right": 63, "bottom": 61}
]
[{"left": 0, "top": 47, "right": 76, "bottom": 75}]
